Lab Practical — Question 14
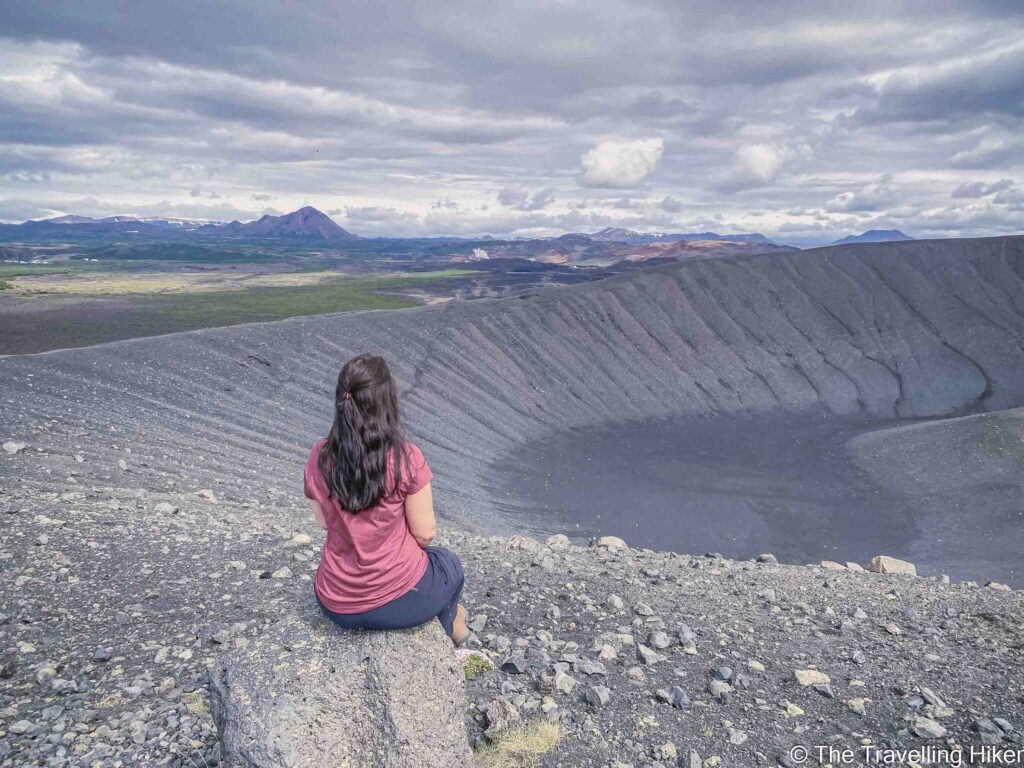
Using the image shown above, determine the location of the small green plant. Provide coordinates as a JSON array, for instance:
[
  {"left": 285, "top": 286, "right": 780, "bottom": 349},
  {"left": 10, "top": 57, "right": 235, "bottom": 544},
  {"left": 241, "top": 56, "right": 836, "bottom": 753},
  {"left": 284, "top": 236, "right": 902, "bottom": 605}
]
[
  {"left": 0, "top": 278, "right": 10, "bottom": 290},
  {"left": 464, "top": 653, "right": 495, "bottom": 680}
]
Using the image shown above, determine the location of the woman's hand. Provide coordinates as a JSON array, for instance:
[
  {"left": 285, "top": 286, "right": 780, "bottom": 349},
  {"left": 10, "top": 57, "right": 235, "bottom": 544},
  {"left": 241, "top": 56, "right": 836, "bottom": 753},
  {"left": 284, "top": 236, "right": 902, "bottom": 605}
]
[{"left": 404, "top": 482, "right": 436, "bottom": 547}]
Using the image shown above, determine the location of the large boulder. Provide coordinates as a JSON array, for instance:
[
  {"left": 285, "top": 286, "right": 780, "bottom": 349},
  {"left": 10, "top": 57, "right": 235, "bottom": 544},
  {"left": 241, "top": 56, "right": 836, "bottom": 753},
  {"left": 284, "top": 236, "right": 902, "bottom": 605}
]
[
  {"left": 209, "top": 603, "right": 473, "bottom": 767},
  {"left": 868, "top": 555, "right": 917, "bottom": 576}
]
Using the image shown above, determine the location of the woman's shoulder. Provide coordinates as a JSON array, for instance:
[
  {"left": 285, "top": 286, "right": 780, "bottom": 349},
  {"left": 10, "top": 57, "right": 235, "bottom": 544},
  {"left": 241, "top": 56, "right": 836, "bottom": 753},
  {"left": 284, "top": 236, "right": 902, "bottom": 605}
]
[
  {"left": 307, "top": 439, "right": 327, "bottom": 464},
  {"left": 401, "top": 441, "right": 425, "bottom": 461}
]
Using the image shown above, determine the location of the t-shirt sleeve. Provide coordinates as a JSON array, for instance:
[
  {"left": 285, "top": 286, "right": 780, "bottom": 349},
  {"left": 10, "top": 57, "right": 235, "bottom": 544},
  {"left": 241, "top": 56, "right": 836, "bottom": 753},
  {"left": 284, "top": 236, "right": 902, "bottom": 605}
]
[
  {"left": 303, "top": 443, "right": 325, "bottom": 501},
  {"left": 402, "top": 443, "right": 433, "bottom": 496}
]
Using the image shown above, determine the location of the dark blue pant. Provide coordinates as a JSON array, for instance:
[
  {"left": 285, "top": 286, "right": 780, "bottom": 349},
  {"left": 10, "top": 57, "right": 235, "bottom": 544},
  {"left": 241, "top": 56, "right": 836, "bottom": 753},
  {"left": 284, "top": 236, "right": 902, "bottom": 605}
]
[{"left": 316, "top": 546, "right": 465, "bottom": 638}]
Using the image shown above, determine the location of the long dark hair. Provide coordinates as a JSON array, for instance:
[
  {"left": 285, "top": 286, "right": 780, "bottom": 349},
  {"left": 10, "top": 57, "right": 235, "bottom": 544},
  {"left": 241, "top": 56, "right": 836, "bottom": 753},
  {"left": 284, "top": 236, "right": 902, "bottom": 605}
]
[{"left": 318, "top": 354, "right": 404, "bottom": 512}]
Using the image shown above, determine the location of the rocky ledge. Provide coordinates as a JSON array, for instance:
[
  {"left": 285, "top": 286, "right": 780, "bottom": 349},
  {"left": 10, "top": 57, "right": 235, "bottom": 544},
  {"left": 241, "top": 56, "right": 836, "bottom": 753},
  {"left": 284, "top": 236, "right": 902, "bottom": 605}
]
[
  {"left": 210, "top": 605, "right": 471, "bottom": 767},
  {"left": 1, "top": 453, "right": 1022, "bottom": 768}
]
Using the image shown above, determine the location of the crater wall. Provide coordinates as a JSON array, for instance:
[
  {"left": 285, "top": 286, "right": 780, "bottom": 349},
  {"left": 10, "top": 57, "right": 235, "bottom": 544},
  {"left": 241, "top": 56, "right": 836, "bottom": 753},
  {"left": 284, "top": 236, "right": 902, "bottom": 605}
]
[{"left": 2, "top": 236, "right": 1023, "bottom": 531}]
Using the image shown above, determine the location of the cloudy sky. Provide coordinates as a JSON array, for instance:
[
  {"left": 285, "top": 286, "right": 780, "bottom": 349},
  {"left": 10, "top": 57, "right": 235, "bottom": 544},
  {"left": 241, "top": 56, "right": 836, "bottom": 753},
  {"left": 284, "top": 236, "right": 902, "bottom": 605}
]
[{"left": 0, "top": 1, "right": 1021, "bottom": 244}]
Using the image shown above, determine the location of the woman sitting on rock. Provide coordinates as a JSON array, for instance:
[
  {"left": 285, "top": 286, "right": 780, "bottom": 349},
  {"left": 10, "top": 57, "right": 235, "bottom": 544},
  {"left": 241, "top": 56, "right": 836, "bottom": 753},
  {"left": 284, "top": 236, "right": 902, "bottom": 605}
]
[{"left": 303, "top": 353, "right": 469, "bottom": 644}]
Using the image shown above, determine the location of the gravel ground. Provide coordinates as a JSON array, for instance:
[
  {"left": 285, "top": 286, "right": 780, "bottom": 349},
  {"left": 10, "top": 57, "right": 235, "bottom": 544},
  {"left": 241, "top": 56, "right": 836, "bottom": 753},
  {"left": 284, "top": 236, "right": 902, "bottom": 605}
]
[{"left": 1, "top": 441, "right": 1022, "bottom": 767}]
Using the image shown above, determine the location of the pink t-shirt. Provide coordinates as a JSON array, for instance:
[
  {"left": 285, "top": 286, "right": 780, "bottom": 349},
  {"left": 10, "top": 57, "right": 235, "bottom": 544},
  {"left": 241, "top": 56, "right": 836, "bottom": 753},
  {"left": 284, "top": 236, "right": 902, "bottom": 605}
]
[{"left": 304, "top": 440, "right": 432, "bottom": 613}]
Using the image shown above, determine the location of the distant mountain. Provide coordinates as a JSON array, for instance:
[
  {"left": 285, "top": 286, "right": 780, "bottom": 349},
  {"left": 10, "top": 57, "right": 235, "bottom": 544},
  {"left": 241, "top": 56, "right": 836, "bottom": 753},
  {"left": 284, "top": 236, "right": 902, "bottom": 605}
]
[
  {"left": 30, "top": 214, "right": 211, "bottom": 230},
  {"left": 590, "top": 227, "right": 644, "bottom": 242},
  {"left": 43, "top": 215, "right": 108, "bottom": 224},
  {"left": 588, "top": 227, "right": 773, "bottom": 245},
  {"left": 204, "top": 206, "right": 358, "bottom": 240},
  {"left": 42, "top": 215, "right": 150, "bottom": 225},
  {"left": 833, "top": 229, "right": 913, "bottom": 245}
]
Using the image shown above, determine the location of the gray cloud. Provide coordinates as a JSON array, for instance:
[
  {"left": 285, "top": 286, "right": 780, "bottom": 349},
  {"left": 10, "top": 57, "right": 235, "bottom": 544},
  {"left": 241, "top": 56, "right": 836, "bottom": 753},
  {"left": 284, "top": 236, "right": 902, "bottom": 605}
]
[
  {"left": 0, "top": 1, "right": 1020, "bottom": 242},
  {"left": 497, "top": 186, "right": 555, "bottom": 211},
  {"left": 951, "top": 179, "right": 1015, "bottom": 198}
]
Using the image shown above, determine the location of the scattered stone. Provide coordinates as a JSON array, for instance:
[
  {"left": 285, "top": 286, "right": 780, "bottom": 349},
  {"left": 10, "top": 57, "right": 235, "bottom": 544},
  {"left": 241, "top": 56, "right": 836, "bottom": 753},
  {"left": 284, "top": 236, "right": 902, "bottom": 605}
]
[
  {"left": 847, "top": 698, "right": 867, "bottom": 716},
  {"left": 270, "top": 566, "right": 292, "bottom": 579},
  {"left": 756, "top": 553, "right": 778, "bottom": 564},
  {"left": 677, "top": 622, "right": 696, "bottom": 642},
  {"left": 994, "top": 718, "right": 1014, "bottom": 735},
  {"left": 747, "top": 659, "right": 765, "bottom": 673},
  {"left": 920, "top": 686, "right": 946, "bottom": 708},
  {"left": 974, "top": 718, "right": 1006, "bottom": 744},
  {"left": 987, "top": 581, "right": 1012, "bottom": 591},
  {"left": 869, "top": 555, "right": 917, "bottom": 576},
  {"left": 574, "top": 659, "right": 607, "bottom": 676},
  {"left": 634, "top": 602, "right": 655, "bottom": 617},
  {"left": 504, "top": 535, "right": 540, "bottom": 553},
  {"left": 656, "top": 686, "right": 690, "bottom": 709},
  {"left": 648, "top": 630, "right": 671, "bottom": 649},
  {"left": 606, "top": 594, "right": 624, "bottom": 611},
  {"left": 820, "top": 560, "right": 846, "bottom": 571},
  {"left": 154, "top": 502, "right": 179, "bottom": 514},
  {"left": 794, "top": 669, "right": 830, "bottom": 687},
  {"left": 485, "top": 699, "right": 520, "bottom": 740},
  {"left": 654, "top": 742, "right": 678, "bottom": 761},
  {"left": 545, "top": 534, "right": 571, "bottom": 549},
  {"left": 594, "top": 535, "right": 628, "bottom": 552},
  {"left": 711, "top": 666, "right": 733, "bottom": 682},
  {"left": 584, "top": 685, "right": 611, "bottom": 707},
  {"left": 2, "top": 441, "right": 27, "bottom": 455},
  {"left": 812, "top": 683, "right": 835, "bottom": 699},
  {"left": 9, "top": 720, "right": 35, "bottom": 735},
  {"left": 501, "top": 655, "right": 527, "bottom": 675},
  {"left": 884, "top": 622, "right": 902, "bottom": 636},
  {"left": 728, "top": 727, "right": 748, "bottom": 745},
  {"left": 288, "top": 533, "right": 313, "bottom": 547},
  {"left": 912, "top": 716, "right": 947, "bottom": 739},
  {"left": 708, "top": 680, "right": 732, "bottom": 702},
  {"left": 211, "top": 629, "right": 232, "bottom": 645},
  {"left": 93, "top": 646, "right": 113, "bottom": 662},
  {"left": 636, "top": 643, "right": 664, "bottom": 666},
  {"left": 553, "top": 671, "right": 577, "bottom": 695}
]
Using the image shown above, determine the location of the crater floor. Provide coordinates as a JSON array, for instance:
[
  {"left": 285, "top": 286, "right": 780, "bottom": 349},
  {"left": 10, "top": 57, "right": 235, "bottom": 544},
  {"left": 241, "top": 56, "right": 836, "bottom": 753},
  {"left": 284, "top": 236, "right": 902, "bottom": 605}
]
[{"left": 494, "top": 410, "right": 1024, "bottom": 585}]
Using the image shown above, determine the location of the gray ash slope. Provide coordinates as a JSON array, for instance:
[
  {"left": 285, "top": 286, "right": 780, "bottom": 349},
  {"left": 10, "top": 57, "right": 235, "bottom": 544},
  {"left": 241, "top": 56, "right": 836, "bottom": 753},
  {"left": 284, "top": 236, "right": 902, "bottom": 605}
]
[
  {"left": 3, "top": 235, "right": 1024, "bottom": 532},
  {"left": 2, "top": 237, "right": 1024, "bottom": 766}
]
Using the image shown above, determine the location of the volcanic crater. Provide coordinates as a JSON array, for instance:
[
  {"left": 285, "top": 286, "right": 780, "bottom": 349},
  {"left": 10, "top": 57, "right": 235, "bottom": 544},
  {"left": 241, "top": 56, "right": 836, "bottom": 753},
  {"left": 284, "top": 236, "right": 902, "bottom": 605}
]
[{"left": 5, "top": 236, "right": 1024, "bottom": 580}]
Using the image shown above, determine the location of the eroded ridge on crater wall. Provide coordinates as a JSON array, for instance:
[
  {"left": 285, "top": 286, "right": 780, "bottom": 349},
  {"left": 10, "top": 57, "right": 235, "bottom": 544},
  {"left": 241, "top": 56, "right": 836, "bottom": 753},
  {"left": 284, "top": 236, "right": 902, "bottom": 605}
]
[{"left": 2, "top": 236, "right": 1023, "bottom": 527}]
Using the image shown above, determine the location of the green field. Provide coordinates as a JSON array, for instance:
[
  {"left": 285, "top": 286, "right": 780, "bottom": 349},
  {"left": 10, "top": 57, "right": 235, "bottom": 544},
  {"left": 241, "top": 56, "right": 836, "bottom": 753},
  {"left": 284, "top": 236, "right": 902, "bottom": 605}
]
[
  {"left": 0, "top": 262, "right": 100, "bottom": 278},
  {"left": 0, "top": 270, "right": 472, "bottom": 354},
  {"left": 151, "top": 271, "right": 468, "bottom": 323}
]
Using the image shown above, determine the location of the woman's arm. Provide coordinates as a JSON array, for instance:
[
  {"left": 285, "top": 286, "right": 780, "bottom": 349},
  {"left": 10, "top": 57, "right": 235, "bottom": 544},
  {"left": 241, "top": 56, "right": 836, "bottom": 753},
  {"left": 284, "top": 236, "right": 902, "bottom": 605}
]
[
  {"left": 310, "top": 499, "right": 327, "bottom": 530},
  {"left": 404, "top": 482, "right": 436, "bottom": 548}
]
